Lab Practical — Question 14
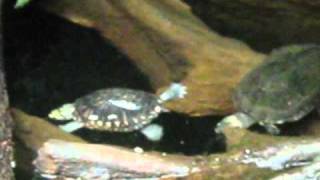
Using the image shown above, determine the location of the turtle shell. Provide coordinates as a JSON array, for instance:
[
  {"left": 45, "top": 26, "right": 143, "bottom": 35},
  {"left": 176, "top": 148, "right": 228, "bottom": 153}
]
[
  {"left": 72, "top": 88, "right": 163, "bottom": 132},
  {"left": 234, "top": 45, "right": 320, "bottom": 125}
]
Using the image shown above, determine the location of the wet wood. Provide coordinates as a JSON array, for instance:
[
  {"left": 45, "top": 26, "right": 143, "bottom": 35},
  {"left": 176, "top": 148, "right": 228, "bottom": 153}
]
[
  {"left": 10, "top": 109, "right": 320, "bottom": 179},
  {"left": 40, "top": 0, "right": 265, "bottom": 116},
  {"left": 34, "top": 139, "right": 203, "bottom": 179},
  {"left": 26, "top": 115, "right": 320, "bottom": 180},
  {"left": 11, "top": 109, "right": 86, "bottom": 179},
  {"left": 11, "top": 108, "right": 86, "bottom": 150},
  {"left": 12, "top": 109, "right": 210, "bottom": 179}
]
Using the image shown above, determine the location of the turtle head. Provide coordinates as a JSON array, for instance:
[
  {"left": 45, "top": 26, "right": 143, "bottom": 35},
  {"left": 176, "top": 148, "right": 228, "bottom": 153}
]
[
  {"left": 159, "top": 83, "right": 187, "bottom": 102},
  {"left": 48, "top": 103, "right": 75, "bottom": 121}
]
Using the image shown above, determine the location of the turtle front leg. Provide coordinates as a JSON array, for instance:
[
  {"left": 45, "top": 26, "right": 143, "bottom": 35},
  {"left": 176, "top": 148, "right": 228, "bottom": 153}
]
[
  {"left": 215, "top": 112, "right": 256, "bottom": 133},
  {"left": 262, "top": 123, "right": 281, "bottom": 135},
  {"left": 59, "top": 121, "right": 85, "bottom": 133}
]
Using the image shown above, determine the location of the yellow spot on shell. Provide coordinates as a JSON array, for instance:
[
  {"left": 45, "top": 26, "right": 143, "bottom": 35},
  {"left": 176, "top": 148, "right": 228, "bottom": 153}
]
[
  {"left": 105, "top": 122, "right": 112, "bottom": 128},
  {"left": 154, "top": 106, "right": 162, "bottom": 113},
  {"left": 123, "top": 119, "right": 129, "bottom": 126},
  {"left": 133, "top": 118, "right": 139, "bottom": 124},
  {"left": 96, "top": 120, "right": 104, "bottom": 127},
  {"left": 114, "top": 120, "right": 121, "bottom": 127},
  {"left": 88, "top": 114, "right": 99, "bottom": 121}
]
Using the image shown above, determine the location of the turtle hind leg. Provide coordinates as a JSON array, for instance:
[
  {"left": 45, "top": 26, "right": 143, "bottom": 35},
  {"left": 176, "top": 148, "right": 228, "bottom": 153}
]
[
  {"left": 215, "top": 112, "right": 256, "bottom": 133},
  {"left": 59, "top": 121, "right": 85, "bottom": 133},
  {"left": 140, "top": 124, "right": 164, "bottom": 142},
  {"left": 263, "top": 123, "right": 281, "bottom": 135}
]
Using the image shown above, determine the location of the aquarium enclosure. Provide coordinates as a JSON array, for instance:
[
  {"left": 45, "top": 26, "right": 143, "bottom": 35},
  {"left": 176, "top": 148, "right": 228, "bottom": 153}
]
[{"left": 0, "top": 0, "right": 319, "bottom": 179}]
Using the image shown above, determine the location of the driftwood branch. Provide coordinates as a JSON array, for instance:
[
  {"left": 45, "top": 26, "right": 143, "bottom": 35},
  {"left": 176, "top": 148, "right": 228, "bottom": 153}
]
[
  {"left": 271, "top": 162, "right": 320, "bottom": 180},
  {"left": 12, "top": 109, "right": 208, "bottom": 179},
  {"left": 39, "top": 0, "right": 265, "bottom": 116},
  {"left": 34, "top": 139, "right": 201, "bottom": 179},
  {"left": 32, "top": 129, "right": 320, "bottom": 179},
  {"left": 11, "top": 108, "right": 85, "bottom": 150},
  {"left": 12, "top": 109, "right": 320, "bottom": 179}
]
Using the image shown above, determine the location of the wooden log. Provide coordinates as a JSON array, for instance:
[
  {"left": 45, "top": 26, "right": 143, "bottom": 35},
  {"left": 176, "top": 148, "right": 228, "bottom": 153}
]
[
  {"left": 11, "top": 108, "right": 86, "bottom": 150},
  {"left": 34, "top": 139, "right": 201, "bottom": 179},
  {"left": 11, "top": 109, "right": 320, "bottom": 179},
  {"left": 12, "top": 109, "right": 210, "bottom": 179},
  {"left": 10, "top": 109, "right": 86, "bottom": 179},
  {"left": 33, "top": 129, "right": 320, "bottom": 179},
  {"left": 39, "top": 0, "right": 265, "bottom": 116}
]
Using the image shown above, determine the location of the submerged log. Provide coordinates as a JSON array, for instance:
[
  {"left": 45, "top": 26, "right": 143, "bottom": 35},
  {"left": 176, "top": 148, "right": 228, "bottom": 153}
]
[
  {"left": 0, "top": 0, "right": 14, "bottom": 178},
  {"left": 40, "top": 0, "right": 265, "bottom": 116}
]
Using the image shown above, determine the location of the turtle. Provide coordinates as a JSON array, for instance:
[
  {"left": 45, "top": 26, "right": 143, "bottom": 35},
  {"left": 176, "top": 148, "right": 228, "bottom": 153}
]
[
  {"left": 48, "top": 83, "right": 187, "bottom": 141},
  {"left": 215, "top": 44, "right": 320, "bottom": 135}
]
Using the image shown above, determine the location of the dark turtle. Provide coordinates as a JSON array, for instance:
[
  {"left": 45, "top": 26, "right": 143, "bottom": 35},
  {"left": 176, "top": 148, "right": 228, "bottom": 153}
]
[
  {"left": 215, "top": 44, "right": 320, "bottom": 134},
  {"left": 48, "top": 83, "right": 187, "bottom": 141}
]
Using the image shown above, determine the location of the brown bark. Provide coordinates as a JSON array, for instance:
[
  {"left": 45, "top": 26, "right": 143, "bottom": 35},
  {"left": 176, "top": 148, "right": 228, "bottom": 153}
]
[
  {"left": 32, "top": 129, "right": 320, "bottom": 179},
  {"left": 0, "top": 0, "right": 14, "bottom": 178},
  {"left": 40, "top": 0, "right": 265, "bottom": 116},
  {"left": 12, "top": 109, "right": 320, "bottom": 179},
  {"left": 10, "top": 109, "right": 86, "bottom": 179},
  {"left": 34, "top": 139, "right": 201, "bottom": 179},
  {"left": 11, "top": 109, "right": 85, "bottom": 151}
]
